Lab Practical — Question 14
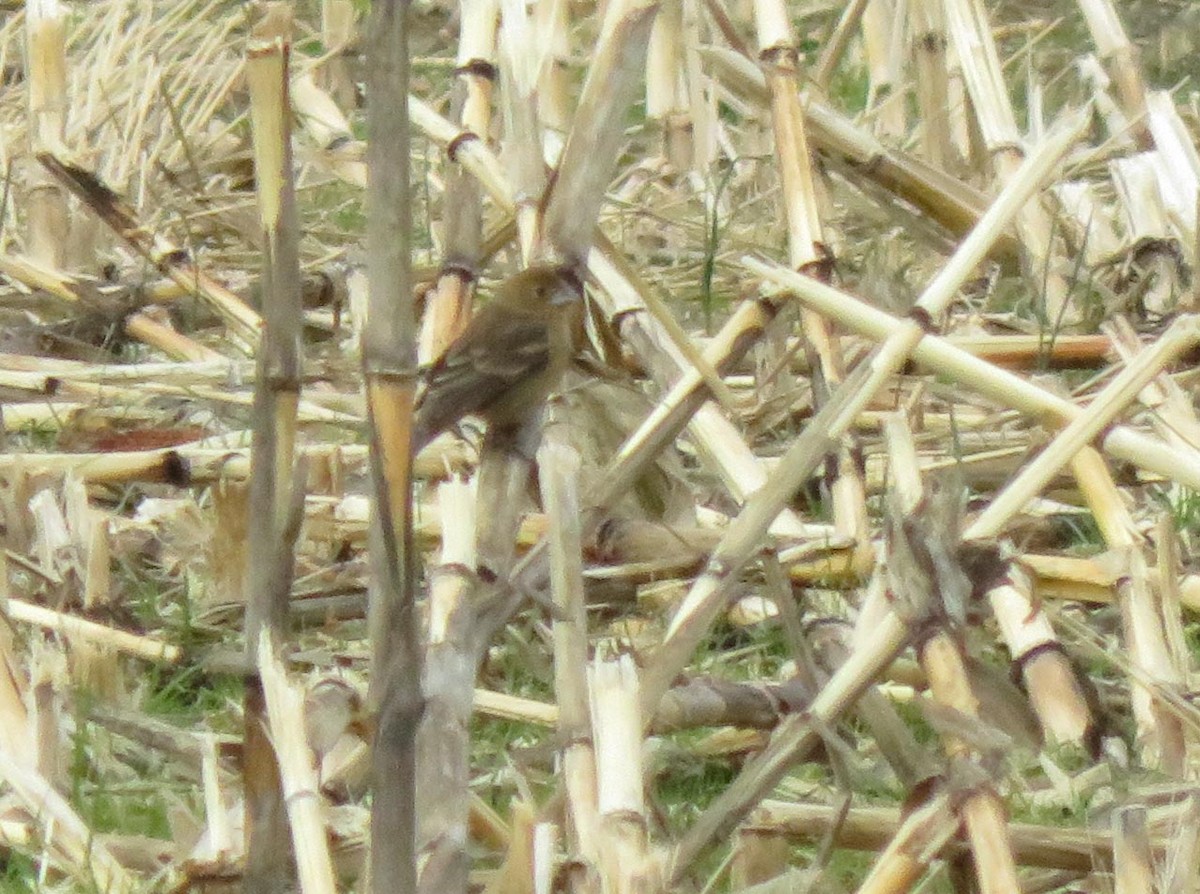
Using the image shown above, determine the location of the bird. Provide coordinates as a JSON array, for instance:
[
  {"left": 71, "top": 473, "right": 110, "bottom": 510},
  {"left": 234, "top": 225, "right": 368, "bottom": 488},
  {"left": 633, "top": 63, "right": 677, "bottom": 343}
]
[{"left": 411, "top": 264, "right": 584, "bottom": 454}]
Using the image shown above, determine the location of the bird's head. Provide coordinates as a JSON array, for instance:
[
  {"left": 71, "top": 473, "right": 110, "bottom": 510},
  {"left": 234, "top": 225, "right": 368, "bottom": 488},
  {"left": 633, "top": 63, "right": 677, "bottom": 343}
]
[{"left": 505, "top": 264, "right": 584, "bottom": 308}]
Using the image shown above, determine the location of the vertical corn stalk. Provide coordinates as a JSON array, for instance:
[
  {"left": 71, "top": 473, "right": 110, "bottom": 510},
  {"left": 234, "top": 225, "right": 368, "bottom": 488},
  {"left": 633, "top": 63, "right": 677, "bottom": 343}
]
[
  {"left": 909, "top": 0, "right": 961, "bottom": 173},
  {"left": 591, "top": 655, "right": 661, "bottom": 893},
  {"left": 535, "top": 0, "right": 572, "bottom": 144},
  {"left": 753, "top": 0, "right": 869, "bottom": 556},
  {"left": 539, "top": 414, "right": 600, "bottom": 880},
  {"left": 319, "top": 0, "right": 358, "bottom": 110},
  {"left": 1074, "top": 449, "right": 1188, "bottom": 773},
  {"left": 62, "top": 475, "right": 118, "bottom": 698},
  {"left": 1144, "top": 93, "right": 1200, "bottom": 256},
  {"left": 459, "top": 0, "right": 499, "bottom": 138},
  {"left": 1075, "top": 0, "right": 1151, "bottom": 148},
  {"left": 414, "top": 480, "right": 476, "bottom": 894},
  {"left": 499, "top": 0, "right": 547, "bottom": 261},
  {"left": 24, "top": 0, "right": 69, "bottom": 269},
  {"left": 884, "top": 415, "right": 1021, "bottom": 894},
  {"left": 681, "top": 0, "right": 715, "bottom": 175},
  {"left": 646, "top": 0, "right": 693, "bottom": 170},
  {"left": 418, "top": 0, "right": 496, "bottom": 359},
  {"left": 540, "top": 0, "right": 659, "bottom": 265},
  {"left": 362, "top": 0, "right": 421, "bottom": 892},
  {"left": 987, "top": 562, "right": 1094, "bottom": 746},
  {"left": 257, "top": 634, "right": 338, "bottom": 894},
  {"left": 291, "top": 72, "right": 367, "bottom": 186},
  {"left": 1112, "top": 805, "right": 1154, "bottom": 894},
  {"left": 244, "top": 8, "right": 305, "bottom": 894},
  {"left": 943, "top": 0, "right": 1075, "bottom": 325},
  {"left": 861, "top": 0, "right": 905, "bottom": 138},
  {"left": 1162, "top": 792, "right": 1200, "bottom": 894}
]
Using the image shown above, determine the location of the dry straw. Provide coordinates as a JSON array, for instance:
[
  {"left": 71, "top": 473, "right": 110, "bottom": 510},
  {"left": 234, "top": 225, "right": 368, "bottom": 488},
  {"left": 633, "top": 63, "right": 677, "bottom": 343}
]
[{"left": 4, "top": 0, "right": 1200, "bottom": 891}]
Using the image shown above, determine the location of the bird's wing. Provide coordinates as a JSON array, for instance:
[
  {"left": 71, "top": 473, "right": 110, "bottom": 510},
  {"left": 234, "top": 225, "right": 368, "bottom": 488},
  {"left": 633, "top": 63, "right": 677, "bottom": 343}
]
[{"left": 413, "top": 311, "right": 549, "bottom": 440}]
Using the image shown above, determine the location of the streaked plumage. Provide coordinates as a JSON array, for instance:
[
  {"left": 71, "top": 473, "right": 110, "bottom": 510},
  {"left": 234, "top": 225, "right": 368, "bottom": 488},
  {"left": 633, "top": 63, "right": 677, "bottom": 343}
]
[{"left": 412, "top": 265, "right": 583, "bottom": 452}]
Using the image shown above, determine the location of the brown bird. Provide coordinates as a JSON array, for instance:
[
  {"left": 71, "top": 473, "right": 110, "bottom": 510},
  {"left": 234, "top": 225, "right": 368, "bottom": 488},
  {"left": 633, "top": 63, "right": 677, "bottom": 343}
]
[{"left": 412, "top": 264, "right": 584, "bottom": 453}]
